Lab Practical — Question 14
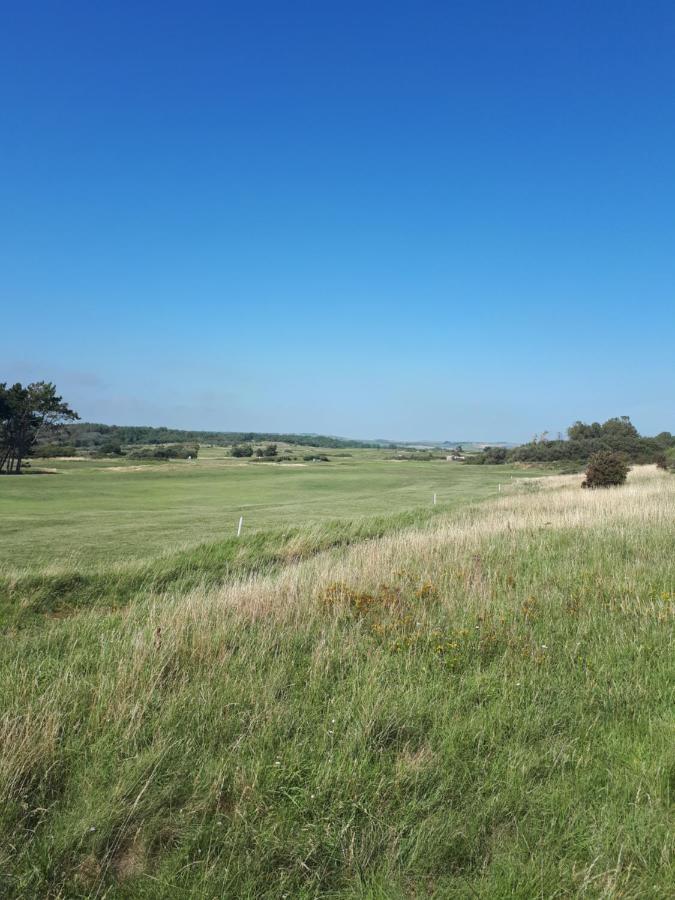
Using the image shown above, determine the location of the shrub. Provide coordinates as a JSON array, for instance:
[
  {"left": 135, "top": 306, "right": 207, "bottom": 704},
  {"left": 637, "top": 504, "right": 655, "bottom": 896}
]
[
  {"left": 127, "top": 444, "right": 197, "bottom": 460},
  {"left": 581, "top": 451, "right": 629, "bottom": 488},
  {"left": 465, "top": 446, "right": 507, "bottom": 465},
  {"left": 231, "top": 444, "right": 253, "bottom": 457},
  {"left": 255, "top": 443, "right": 278, "bottom": 458},
  {"left": 655, "top": 453, "right": 668, "bottom": 471},
  {"left": 100, "top": 440, "right": 125, "bottom": 456}
]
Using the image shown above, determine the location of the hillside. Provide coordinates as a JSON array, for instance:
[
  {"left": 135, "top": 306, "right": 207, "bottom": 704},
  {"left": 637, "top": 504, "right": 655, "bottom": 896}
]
[
  {"left": 1, "top": 466, "right": 673, "bottom": 897},
  {"left": 62, "top": 423, "right": 387, "bottom": 450}
]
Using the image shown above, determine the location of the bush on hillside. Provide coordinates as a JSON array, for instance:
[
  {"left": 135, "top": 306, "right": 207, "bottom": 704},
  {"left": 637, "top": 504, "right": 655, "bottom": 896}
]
[
  {"left": 655, "top": 453, "right": 668, "bottom": 470},
  {"left": 128, "top": 444, "right": 198, "bottom": 460},
  {"left": 581, "top": 451, "right": 629, "bottom": 488},
  {"left": 231, "top": 444, "right": 253, "bottom": 457},
  {"left": 255, "top": 443, "right": 278, "bottom": 458},
  {"left": 100, "top": 440, "right": 125, "bottom": 456},
  {"left": 464, "top": 446, "right": 508, "bottom": 465}
]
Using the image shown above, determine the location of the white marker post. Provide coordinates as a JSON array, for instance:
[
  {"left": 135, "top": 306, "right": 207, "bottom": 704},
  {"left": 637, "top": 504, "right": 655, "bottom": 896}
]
[
  {"left": 498, "top": 484, "right": 501, "bottom": 492},
  {"left": 433, "top": 493, "right": 437, "bottom": 505},
  {"left": 237, "top": 516, "right": 243, "bottom": 537}
]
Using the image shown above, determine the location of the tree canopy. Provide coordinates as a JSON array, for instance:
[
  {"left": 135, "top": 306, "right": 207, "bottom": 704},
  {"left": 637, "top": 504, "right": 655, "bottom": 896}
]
[
  {"left": 467, "top": 416, "right": 675, "bottom": 466},
  {"left": 63, "top": 423, "right": 383, "bottom": 450},
  {"left": 0, "top": 382, "right": 79, "bottom": 474}
]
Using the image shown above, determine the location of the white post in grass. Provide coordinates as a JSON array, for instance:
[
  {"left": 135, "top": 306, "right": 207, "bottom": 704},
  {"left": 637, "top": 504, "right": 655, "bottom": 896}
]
[
  {"left": 433, "top": 493, "right": 437, "bottom": 505},
  {"left": 237, "top": 516, "right": 243, "bottom": 537},
  {"left": 498, "top": 483, "right": 501, "bottom": 492}
]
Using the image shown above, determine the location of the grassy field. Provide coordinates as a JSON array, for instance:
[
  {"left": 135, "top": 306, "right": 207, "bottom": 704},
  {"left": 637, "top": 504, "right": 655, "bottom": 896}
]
[
  {"left": 0, "top": 465, "right": 673, "bottom": 897},
  {"left": 0, "top": 449, "right": 536, "bottom": 572}
]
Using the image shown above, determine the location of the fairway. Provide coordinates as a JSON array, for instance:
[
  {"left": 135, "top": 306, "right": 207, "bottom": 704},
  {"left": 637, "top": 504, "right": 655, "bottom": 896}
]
[{"left": 0, "top": 452, "right": 537, "bottom": 571}]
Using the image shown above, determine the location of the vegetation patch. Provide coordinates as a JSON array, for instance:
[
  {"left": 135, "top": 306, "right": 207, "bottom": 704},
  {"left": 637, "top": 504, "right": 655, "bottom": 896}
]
[
  {"left": 582, "top": 450, "right": 630, "bottom": 488},
  {"left": 2, "top": 467, "right": 671, "bottom": 897}
]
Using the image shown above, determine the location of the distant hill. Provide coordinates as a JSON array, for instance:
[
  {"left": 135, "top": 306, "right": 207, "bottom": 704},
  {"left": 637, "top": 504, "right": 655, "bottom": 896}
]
[
  {"left": 59, "top": 424, "right": 519, "bottom": 452},
  {"left": 387, "top": 440, "right": 518, "bottom": 451},
  {"left": 62, "top": 423, "right": 385, "bottom": 450}
]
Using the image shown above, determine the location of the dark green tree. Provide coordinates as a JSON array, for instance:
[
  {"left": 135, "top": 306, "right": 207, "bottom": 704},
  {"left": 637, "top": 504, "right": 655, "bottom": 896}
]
[
  {"left": 0, "top": 382, "right": 79, "bottom": 474},
  {"left": 567, "top": 421, "right": 602, "bottom": 440}
]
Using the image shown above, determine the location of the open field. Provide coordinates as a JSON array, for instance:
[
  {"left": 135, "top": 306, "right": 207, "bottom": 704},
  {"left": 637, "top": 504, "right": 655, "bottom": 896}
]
[
  {"left": 1, "top": 465, "right": 673, "bottom": 897},
  {"left": 0, "top": 450, "right": 540, "bottom": 572}
]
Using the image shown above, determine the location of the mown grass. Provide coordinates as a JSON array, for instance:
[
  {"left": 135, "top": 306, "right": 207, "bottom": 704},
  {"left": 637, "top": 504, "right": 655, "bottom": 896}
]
[
  {"left": 0, "top": 506, "right": 449, "bottom": 630},
  {"left": 0, "top": 452, "right": 538, "bottom": 570},
  {"left": 0, "top": 467, "right": 673, "bottom": 897}
]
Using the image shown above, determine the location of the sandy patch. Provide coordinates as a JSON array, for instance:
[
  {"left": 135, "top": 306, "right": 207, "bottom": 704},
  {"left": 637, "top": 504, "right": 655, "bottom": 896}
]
[
  {"left": 37, "top": 455, "right": 89, "bottom": 461},
  {"left": 253, "top": 461, "right": 307, "bottom": 467}
]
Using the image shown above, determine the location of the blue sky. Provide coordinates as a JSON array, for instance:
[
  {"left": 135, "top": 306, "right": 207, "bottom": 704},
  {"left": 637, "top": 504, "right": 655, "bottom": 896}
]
[{"left": 2, "top": 1, "right": 674, "bottom": 441}]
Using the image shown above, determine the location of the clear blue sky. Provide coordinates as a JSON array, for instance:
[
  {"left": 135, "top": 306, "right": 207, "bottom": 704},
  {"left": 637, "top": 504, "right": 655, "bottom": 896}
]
[{"left": 2, "top": 1, "right": 674, "bottom": 441}]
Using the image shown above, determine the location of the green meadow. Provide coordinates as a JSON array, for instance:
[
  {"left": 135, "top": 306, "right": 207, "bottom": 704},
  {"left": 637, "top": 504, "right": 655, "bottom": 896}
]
[
  {"left": 0, "top": 449, "right": 534, "bottom": 572},
  {"left": 0, "top": 465, "right": 673, "bottom": 898},
  {"left": 0, "top": 454, "right": 672, "bottom": 898}
]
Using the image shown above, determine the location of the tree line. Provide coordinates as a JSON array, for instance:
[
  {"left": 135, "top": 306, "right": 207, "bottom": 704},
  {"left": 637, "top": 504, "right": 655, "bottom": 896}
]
[
  {"left": 0, "top": 383, "right": 79, "bottom": 474},
  {"left": 467, "top": 417, "right": 675, "bottom": 466},
  {"left": 63, "top": 423, "right": 382, "bottom": 450}
]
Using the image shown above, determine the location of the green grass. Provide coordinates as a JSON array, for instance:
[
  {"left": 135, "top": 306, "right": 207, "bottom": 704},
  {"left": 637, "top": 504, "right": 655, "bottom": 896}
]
[
  {"left": 0, "top": 509, "right": 446, "bottom": 630},
  {"left": 1, "top": 466, "right": 672, "bottom": 897},
  {"left": 0, "top": 450, "right": 537, "bottom": 572}
]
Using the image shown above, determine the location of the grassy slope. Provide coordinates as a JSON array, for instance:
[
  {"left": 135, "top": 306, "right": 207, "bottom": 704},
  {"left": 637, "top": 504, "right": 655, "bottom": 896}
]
[
  {"left": 0, "top": 452, "right": 533, "bottom": 571},
  {"left": 1, "top": 468, "right": 674, "bottom": 897},
  {"left": 0, "top": 455, "right": 540, "bottom": 629},
  {"left": 0, "top": 508, "right": 448, "bottom": 630}
]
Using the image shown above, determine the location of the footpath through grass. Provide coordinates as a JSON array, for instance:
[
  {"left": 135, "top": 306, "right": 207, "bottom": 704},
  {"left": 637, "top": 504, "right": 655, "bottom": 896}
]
[{"left": 0, "top": 467, "right": 673, "bottom": 897}]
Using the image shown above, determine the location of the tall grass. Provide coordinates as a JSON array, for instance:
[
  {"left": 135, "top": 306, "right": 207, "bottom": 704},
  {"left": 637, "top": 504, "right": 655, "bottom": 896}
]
[
  {"left": 0, "top": 466, "right": 673, "bottom": 897},
  {"left": 0, "top": 506, "right": 454, "bottom": 630}
]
